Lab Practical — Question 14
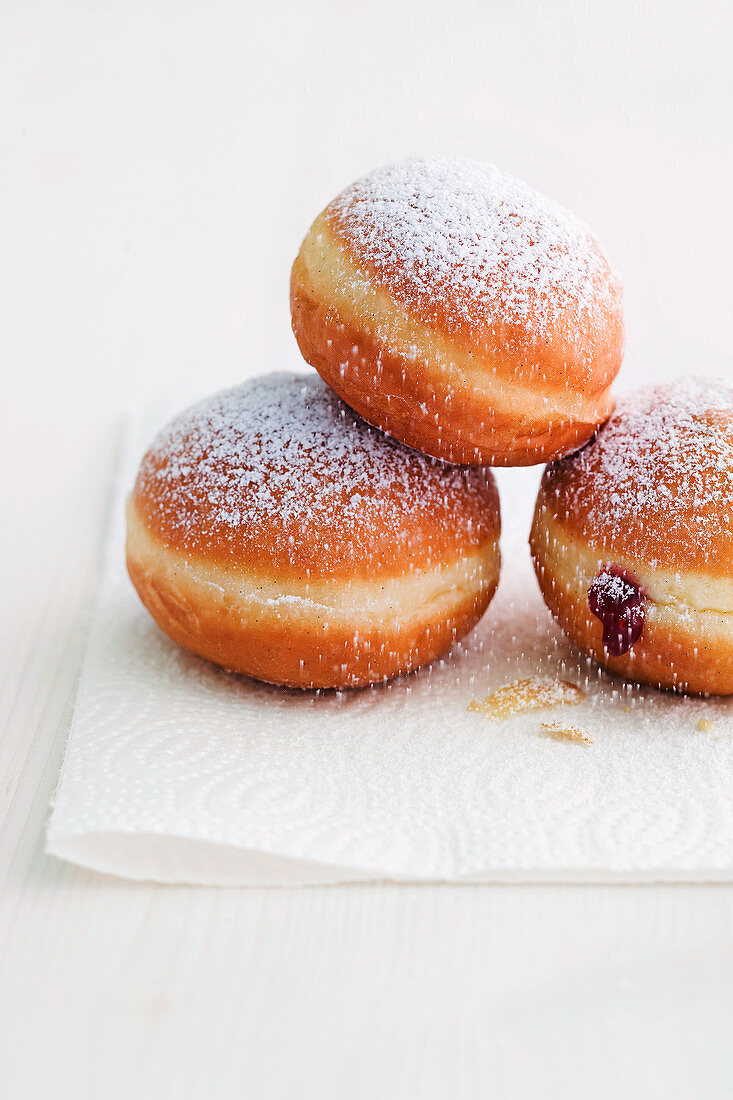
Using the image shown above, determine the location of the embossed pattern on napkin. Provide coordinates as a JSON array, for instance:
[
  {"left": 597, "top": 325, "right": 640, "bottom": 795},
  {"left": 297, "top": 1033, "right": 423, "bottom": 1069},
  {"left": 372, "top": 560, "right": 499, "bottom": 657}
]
[{"left": 46, "top": 417, "right": 733, "bottom": 885}]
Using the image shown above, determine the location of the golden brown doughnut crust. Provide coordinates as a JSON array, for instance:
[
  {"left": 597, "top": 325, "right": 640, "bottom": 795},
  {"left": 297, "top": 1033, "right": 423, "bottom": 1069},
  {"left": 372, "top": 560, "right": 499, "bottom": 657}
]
[
  {"left": 127, "top": 502, "right": 500, "bottom": 689},
  {"left": 530, "top": 377, "right": 733, "bottom": 694},
  {"left": 127, "top": 372, "right": 501, "bottom": 689},
  {"left": 291, "top": 158, "right": 624, "bottom": 465}
]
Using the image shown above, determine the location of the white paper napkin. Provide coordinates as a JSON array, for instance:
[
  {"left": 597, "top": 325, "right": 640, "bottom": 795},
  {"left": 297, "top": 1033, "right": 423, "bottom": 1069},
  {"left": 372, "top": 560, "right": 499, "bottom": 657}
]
[{"left": 47, "top": 413, "right": 733, "bottom": 885}]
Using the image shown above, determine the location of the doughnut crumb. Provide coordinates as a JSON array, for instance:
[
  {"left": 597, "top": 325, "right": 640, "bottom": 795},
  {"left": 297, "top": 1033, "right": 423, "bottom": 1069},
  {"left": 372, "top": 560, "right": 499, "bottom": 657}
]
[
  {"left": 468, "top": 677, "right": 584, "bottom": 720},
  {"left": 540, "top": 722, "right": 592, "bottom": 745}
]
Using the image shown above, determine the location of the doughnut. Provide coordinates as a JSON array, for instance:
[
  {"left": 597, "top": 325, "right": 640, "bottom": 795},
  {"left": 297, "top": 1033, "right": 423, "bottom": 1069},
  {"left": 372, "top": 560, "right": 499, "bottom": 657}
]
[
  {"left": 291, "top": 156, "right": 624, "bottom": 466},
  {"left": 126, "top": 372, "right": 501, "bottom": 690},
  {"left": 530, "top": 377, "right": 733, "bottom": 695}
]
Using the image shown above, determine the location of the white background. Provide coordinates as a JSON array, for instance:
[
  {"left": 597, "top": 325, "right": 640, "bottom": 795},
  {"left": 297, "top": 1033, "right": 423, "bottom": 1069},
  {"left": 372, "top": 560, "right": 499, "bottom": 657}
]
[{"left": 1, "top": 1, "right": 732, "bottom": 1096}]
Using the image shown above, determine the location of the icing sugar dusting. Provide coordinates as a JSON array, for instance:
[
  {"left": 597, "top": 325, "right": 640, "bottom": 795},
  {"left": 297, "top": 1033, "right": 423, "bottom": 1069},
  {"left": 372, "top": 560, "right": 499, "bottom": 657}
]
[
  {"left": 547, "top": 376, "right": 733, "bottom": 564},
  {"left": 134, "top": 372, "right": 496, "bottom": 567},
  {"left": 587, "top": 567, "right": 645, "bottom": 657},
  {"left": 329, "top": 156, "right": 619, "bottom": 337},
  {"left": 593, "top": 571, "right": 634, "bottom": 603}
]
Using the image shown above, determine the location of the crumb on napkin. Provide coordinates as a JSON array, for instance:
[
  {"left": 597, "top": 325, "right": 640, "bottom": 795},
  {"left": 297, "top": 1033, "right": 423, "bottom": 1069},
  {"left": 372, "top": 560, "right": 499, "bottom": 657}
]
[
  {"left": 540, "top": 721, "right": 592, "bottom": 745},
  {"left": 467, "top": 676, "right": 584, "bottom": 720}
]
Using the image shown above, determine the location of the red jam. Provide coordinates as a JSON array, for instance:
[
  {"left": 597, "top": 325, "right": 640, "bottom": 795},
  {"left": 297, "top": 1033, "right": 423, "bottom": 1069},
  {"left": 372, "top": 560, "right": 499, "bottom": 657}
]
[{"left": 587, "top": 566, "right": 645, "bottom": 657}]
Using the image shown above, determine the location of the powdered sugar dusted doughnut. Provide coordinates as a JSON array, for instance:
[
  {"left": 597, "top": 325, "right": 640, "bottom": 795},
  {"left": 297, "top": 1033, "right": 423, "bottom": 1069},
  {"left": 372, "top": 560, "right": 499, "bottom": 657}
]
[
  {"left": 530, "top": 377, "right": 733, "bottom": 694},
  {"left": 291, "top": 157, "right": 624, "bottom": 465},
  {"left": 127, "top": 372, "right": 501, "bottom": 689}
]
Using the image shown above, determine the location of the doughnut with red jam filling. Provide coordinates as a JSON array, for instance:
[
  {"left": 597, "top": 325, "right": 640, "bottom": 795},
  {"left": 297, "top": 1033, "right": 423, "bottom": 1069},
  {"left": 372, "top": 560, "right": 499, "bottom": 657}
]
[{"left": 530, "top": 377, "right": 733, "bottom": 694}]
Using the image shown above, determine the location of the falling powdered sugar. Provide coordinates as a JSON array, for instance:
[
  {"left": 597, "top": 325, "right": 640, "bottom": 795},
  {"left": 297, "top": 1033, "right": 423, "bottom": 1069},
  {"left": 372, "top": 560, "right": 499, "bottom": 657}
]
[
  {"left": 546, "top": 376, "right": 733, "bottom": 565},
  {"left": 133, "top": 372, "right": 496, "bottom": 568},
  {"left": 328, "top": 156, "right": 619, "bottom": 338}
]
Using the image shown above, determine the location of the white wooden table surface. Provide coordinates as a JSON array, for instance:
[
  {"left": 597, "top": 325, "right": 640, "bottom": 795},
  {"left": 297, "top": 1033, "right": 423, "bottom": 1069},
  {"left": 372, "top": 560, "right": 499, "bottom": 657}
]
[{"left": 2, "top": 2, "right": 732, "bottom": 1096}]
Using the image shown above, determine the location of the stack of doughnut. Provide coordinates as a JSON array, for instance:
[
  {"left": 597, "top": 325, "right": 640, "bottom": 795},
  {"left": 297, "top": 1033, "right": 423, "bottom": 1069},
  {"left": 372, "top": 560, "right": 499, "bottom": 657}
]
[{"left": 127, "top": 155, "right": 731, "bottom": 696}]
